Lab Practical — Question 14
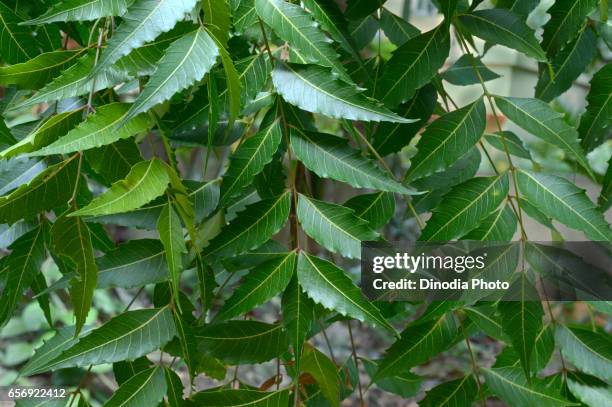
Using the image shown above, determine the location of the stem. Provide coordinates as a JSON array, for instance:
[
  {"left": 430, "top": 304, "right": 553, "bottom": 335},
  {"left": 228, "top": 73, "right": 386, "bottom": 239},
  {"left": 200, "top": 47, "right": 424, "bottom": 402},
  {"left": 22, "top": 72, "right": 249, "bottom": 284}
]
[
  {"left": 457, "top": 310, "right": 487, "bottom": 407},
  {"left": 347, "top": 321, "right": 365, "bottom": 407}
]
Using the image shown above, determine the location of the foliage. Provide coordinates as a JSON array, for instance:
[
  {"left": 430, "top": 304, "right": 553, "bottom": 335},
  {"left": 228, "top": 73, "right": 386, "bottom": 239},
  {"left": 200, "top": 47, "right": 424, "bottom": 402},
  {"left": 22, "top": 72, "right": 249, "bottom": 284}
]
[{"left": 0, "top": 0, "right": 610, "bottom": 406}]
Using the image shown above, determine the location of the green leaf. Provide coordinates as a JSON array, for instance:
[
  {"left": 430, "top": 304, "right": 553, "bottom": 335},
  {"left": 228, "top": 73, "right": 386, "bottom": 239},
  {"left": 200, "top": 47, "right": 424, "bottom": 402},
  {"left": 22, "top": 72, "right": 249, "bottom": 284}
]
[
  {"left": 190, "top": 389, "right": 290, "bottom": 406},
  {"left": 0, "top": 157, "right": 46, "bottom": 196},
  {"left": 348, "top": 15, "right": 379, "bottom": 49},
  {"left": 484, "top": 131, "right": 532, "bottom": 160},
  {"left": 363, "top": 358, "right": 422, "bottom": 398},
  {"left": 157, "top": 202, "right": 186, "bottom": 310},
  {"left": 541, "top": 0, "right": 598, "bottom": 57},
  {"left": 0, "top": 155, "right": 78, "bottom": 225},
  {"left": 1, "top": 110, "right": 83, "bottom": 159},
  {"left": 579, "top": 63, "right": 612, "bottom": 152},
  {"left": 420, "top": 375, "right": 478, "bottom": 407},
  {"left": 376, "top": 23, "right": 450, "bottom": 108},
  {"left": 85, "top": 139, "right": 143, "bottom": 184},
  {"left": 122, "top": 28, "right": 219, "bottom": 124},
  {"left": 203, "top": 0, "right": 231, "bottom": 44},
  {"left": 302, "top": 0, "right": 363, "bottom": 64},
  {"left": 458, "top": 9, "right": 546, "bottom": 61},
  {"left": 406, "top": 98, "right": 486, "bottom": 181},
  {"left": 104, "top": 366, "right": 167, "bottom": 407},
  {"left": 556, "top": 325, "right": 612, "bottom": 382},
  {"left": 233, "top": 0, "right": 257, "bottom": 33},
  {"left": 282, "top": 275, "right": 314, "bottom": 370},
  {"left": 536, "top": 27, "right": 597, "bottom": 102},
  {"left": 195, "top": 320, "right": 288, "bottom": 364},
  {"left": 516, "top": 169, "right": 612, "bottom": 241},
  {"left": 291, "top": 128, "right": 413, "bottom": 194},
  {"left": 16, "top": 50, "right": 131, "bottom": 109},
  {"left": 419, "top": 174, "right": 509, "bottom": 241},
  {"left": 567, "top": 372, "right": 612, "bottom": 407},
  {"left": 96, "top": 239, "right": 166, "bottom": 288},
  {"left": 297, "top": 252, "right": 395, "bottom": 334},
  {"left": 273, "top": 63, "right": 410, "bottom": 123},
  {"left": 71, "top": 159, "right": 170, "bottom": 217},
  {"left": 164, "top": 368, "right": 185, "bottom": 407},
  {"left": 344, "top": 191, "right": 395, "bottom": 230},
  {"left": 215, "top": 252, "right": 295, "bottom": 322},
  {"left": 204, "top": 191, "right": 291, "bottom": 260},
  {"left": 0, "top": 3, "right": 40, "bottom": 64},
  {"left": 483, "top": 366, "right": 576, "bottom": 407},
  {"left": 29, "top": 103, "right": 152, "bottom": 156},
  {"left": 345, "top": 0, "right": 384, "bottom": 20},
  {"left": 373, "top": 83, "right": 437, "bottom": 156},
  {"left": 297, "top": 194, "right": 378, "bottom": 259},
  {"left": 0, "top": 50, "right": 85, "bottom": 89},
  {"left": 375, "top": 313, "right": 457, "bottom": 380},
  {"left": 24, "top": 0, "right": 133, "bottom": 24},
  {"left": 27, "top": 307, "right": 176, "bottom": 373},
  {"left": 0, "top": 226, "right": 46, "bottom": 327},
  {"left": 494, "top": 96, "right": 593, "bottom": 178},
  {"left": 380, "top": 8, "right": 419, "bottom": 47},
  {"left": 498, "top": 280, "right": 544, "bottom": 378},
  {"left": 220, "top": 120, "right": 282, "bottom": 206},
  {"left": 497, "top": 0, "right": 539, "bottom": 19},
  {"left": 255, "top": 0, "right": 351, "bottom": 83},
  {"left": 442, "top": 54, "right": 500, "bottom": 86},
  {"left": 301, "top": 345, "right": 340, "bottom": 407},
  {"left": 51, "top": 215, "right": 98, "bottom": 336},
  {"left": 462, "top": 203, "right": 517, "bottom": 241}
]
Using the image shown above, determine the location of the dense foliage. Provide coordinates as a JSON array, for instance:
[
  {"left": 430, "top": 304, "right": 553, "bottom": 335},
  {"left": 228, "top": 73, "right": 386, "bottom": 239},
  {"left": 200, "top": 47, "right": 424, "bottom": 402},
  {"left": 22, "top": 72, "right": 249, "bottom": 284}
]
[{"left": 0, "top": 0, "right": 610, "bottom": 406}]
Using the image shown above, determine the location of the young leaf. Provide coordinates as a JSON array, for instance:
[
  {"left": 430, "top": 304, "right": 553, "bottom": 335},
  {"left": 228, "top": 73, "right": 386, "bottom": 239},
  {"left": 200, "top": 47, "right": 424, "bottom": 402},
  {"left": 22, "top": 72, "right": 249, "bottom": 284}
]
[
  {"left": 220, "top": 120, "right": 282, "bottom": 206},
  {"left": 51, "top": 215, "right": 98, "bottom": 336},
  {"left": 195, "top": 321, "right": 289, "bottom": 364},
  {"left": 535, "top": 27, "right": 597, "bottom": 102},
  {"left": 157, "top": 202, "right": 186, "bottom": 310},
  {"left": 494, "top": 96, "right": 593, "bottom": 178},
  {"left": 290, "top": 128, "right": 414, "bottom": 194},
  {"left": 442, "top": 54, "right": 500, "bottom": 86},
  {"left": 556, "top": 325, "right": 612, "bottom": 381},
  {"left": 24, "top": 0, "right": 133, "bottom": 24},
  {"left": 255, "top": 0, "right": 351, "bottom": 83},
  {"left": 104, "top": 366, "right": 167, "bottom": 407},
  {"left": 190, "top": 389, "right": 290, "bottom": 406},
  {"left": 0, "top": 156, "right": 78, "bottom": 225},
  {"left": 70, "top": 159, "right": 170, "bottom": 217},
  {"left": 297, "top": 194, "right": 378, "bottom": 259},
  {"left": 0, "top": 50, "right": 85, "bottom": 89},
  {"left": 27, "top": 307, "right": 176, "bottom": 373},
  {"left": 579, "top": 63, "right": 612, "bottom": 152},
  {"left": 204, "top": 191, "right": 291, "bottom": 260},
  {"left": 122, "top": 28, "right": 219, "bottom": 124},
  {"left": 458, "top": 9, "right": 546, "bottom": 61},
  {"left": 483, "top": 367, "right": 575, "bottom": 407},
  {"left": 380, "top": 8, "right": 420, "bottom": 47},
  {"left": 91, "top": 0, "right": 198, "bottom": 75},
  {"left": 214, "top": 252, "right": 295, "bottom": 322},
  {"left": 0, "top": 3, "right": 40, "bottom": 64},
  {"left": 344, "top": 191, "right": 395, "bottom": 230},
  {"left": 516, "top": 169, "right": 612, "bottom": 241},
  {"left": 0, "top": 226, "right": 46, "bottom": 327},
  {"left": 273, "top": 63, "right": 411, "bottom": 123},
  {"left": 29, "top": 103, "right": 152, "bottom": 156},
  {"left": 420, "top": 375, "right": 478, "bottom": 407},
  {"left": 297, "top": 252, "right": 395, "bottom": 334},
  {"left": 541, "top": 0, "right": 598, "bottom": 57},
  {"left": 375, "top": 314, "right": 457, "bottom": 380},
  {"left": 406, "top": 98, "right": 486, "bottom": 182},
  {"left": 462, "top": 203, "right": 517, "bottom": 241},
  {"left": 419, "top": 174, "right": 509, "bottom": 242},
  {"left": 301, "top": 345, "right": 340, "bottom": 406},
  {"left": 376, "top": 23, "right": 450, "bottom": 108}
]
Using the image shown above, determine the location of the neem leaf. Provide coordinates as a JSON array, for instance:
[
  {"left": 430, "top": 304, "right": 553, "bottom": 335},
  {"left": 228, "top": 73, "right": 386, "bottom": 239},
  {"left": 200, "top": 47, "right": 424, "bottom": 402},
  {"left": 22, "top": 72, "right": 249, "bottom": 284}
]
[
  {"left": 273, "top": 63, "right": 411, "bottom": 123},
  {"left": 301, "top": 345, "right": 340, "bottom": 406},
  {"left": 157, "top": 202, "right": 186, "bottom": 309},
  {"left": 297, "top": 194, "right": 378, "bottom": 259},
  {"left": 420, "top": 375, "right": 478, "bottom": 407},
  {"left": 579, "top": 63, "right": 612, "bottom": 152},
  {"left": 541, "top": 0, "right": 598, "bottom": 57},
  {"left": 556, "top": 325, "right": 612, "bottom": 382},
  {"left": 190, "top": 389, "right": 290, "bottom": 406},
  {"left": 290, "top": 128, "right": 414, "bottom": 194},
  {"left": 104, "top": 366, "right": 167, "bottom": 407},
  {"left": 70, "top": 159, "right": 170, "bottom": 217},
  {"left": 24, "top": 0, "right": 134, "bottom": 24},
  {"left": 0, "top": 3, "right": 40, "bottom": 64},
  {"left": 442, "top": 54, "right": 500, "bottom": 86},
  {"left": 344, "top": 191, "right": 395, "bottom": 230},
  {"left": 297, "top": 252, "right": 395, "bottom": 334},
  {"left": 0, "top": 50, "right": 85, "bottom": 89}
]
